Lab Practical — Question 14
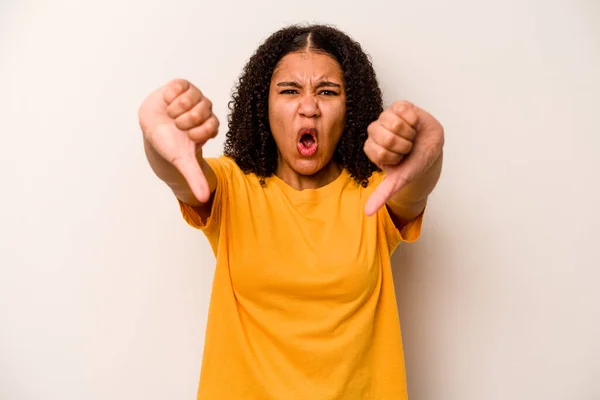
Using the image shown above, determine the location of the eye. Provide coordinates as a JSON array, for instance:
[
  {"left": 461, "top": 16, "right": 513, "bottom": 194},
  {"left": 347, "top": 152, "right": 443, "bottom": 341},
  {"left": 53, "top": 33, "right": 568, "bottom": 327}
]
[
  {"left": 319, "top": 90, "right": 338, "bottom": 96},
  {"left": 280, "top": 89, "right": 299, "bottom": 94}
]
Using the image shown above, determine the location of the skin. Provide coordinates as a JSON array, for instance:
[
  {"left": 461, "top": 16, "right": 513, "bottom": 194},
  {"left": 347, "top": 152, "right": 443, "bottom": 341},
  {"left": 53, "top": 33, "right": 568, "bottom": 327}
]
[
  {"left": 268, "top": 51, "right": 347, "bottom": 190},
  {"left": 364, "top": 101, "right": 444, "bottom": 225}
]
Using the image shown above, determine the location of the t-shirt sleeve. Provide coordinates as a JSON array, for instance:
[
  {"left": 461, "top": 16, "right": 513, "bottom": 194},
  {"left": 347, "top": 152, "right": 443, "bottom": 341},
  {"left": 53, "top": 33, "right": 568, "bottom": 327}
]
[
  {"left": 370, "top": 172, "right": 426, "bottom": 254},
  {"left": 378, "top": 204, "right": 426, "bottom": 254},
  {"left": 177, "top": 156, "right": 232, "bottom": 235}
]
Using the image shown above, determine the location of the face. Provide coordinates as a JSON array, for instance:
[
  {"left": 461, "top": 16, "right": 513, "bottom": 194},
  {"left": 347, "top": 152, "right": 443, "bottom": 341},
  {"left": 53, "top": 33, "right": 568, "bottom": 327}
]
[{"left": 268, "top": 51, "right": 346, "bottom": 177}]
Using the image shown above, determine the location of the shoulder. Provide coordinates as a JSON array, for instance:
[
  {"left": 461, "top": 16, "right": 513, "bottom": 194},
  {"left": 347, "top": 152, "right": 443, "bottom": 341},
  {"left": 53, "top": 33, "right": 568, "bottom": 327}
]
[
  {"left": 352, "top": 170, "right": 385, "bottom": 195},
  {"left": 204, "top": 155, "right": 246, "bottom": 182},
  {"left": 204, "top": 154, "right": 238, "bottom": 175},
  {"left": 204, "top": 154, "right": 263, "bottom": 190},
  {"left": 366, "top": 170, "right": 385, "bottom": 186}
]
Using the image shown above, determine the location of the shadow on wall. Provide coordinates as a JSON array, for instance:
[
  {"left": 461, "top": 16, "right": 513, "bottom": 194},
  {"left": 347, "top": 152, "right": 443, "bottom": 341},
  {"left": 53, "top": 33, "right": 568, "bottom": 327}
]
[{"left": 393, "top": 235, "right": 439, "bottom": 400}]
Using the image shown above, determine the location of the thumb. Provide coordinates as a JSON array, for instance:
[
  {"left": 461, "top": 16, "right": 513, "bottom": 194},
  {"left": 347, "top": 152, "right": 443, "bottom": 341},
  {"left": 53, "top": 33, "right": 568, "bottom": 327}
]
[
  {"left": 172, "top": 155, "right": 210, "bottom": 204},
  {"left": 364, "top": 172, "right": 408, "bottom": 216}
]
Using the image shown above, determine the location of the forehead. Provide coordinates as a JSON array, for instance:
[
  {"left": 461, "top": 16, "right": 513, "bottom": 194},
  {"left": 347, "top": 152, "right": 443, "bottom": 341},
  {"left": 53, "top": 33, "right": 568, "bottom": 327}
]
[{"left": 272, "top": 51, "right": 344, "bottom": 82}]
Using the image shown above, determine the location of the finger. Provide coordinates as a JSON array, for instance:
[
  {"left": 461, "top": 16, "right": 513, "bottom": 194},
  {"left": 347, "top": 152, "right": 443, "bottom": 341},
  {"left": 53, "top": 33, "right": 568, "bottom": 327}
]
[
  {"left": 166, "top": 86, "right": 204, "bottom": 120},
  {"left": 163, "top": 79, "right": 191, "bottom": 105},
  {"left": 377, "top": 111, "right": 417, "bottom": 141},
  {"left": 175, "top": 98, "right": 213, "bottom": 131},
  {"left": 172, "top": 155, "right": 211, "bottom": 203},
  {"left": 363, "top": 138, "right": 404, "bottom": 168},
  {"left": 390, "top": 101, "right": 419, "bottom": 129},
  {"left": 368, "top": 121, "right": 414, "bottom": 155},
  {"left": 188, "top": 114, "right": 219, "bottom": 144},
  {"left": 380, "top": 143, "right": 435, "bottom": 199},
  {"left": 365, "top": 145, "right": 427, "bottom": 216},
  {"left": 365, "top": 175, "right": 403, "bottom": 216}
]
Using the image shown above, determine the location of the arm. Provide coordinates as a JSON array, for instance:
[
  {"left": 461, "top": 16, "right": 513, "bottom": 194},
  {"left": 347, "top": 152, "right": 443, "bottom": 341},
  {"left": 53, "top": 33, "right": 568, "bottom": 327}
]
[
  {"left": 143, "top": 138, "right": 217, "bottom": 216},
  {"left": 139, "top": 79, "right": 220, "bottom": 219},
  {"left": 364, "top": 101, "right": 445, "bottom": 226},
  {"left": 386, "top": 152, "right": 443, "bottom": 228}
]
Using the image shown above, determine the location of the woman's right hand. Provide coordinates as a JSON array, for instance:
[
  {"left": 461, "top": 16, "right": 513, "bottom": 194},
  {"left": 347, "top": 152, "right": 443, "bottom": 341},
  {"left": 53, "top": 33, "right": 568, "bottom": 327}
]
[{"left": 138, "top": 79, "right": 219, "bottom": 203}]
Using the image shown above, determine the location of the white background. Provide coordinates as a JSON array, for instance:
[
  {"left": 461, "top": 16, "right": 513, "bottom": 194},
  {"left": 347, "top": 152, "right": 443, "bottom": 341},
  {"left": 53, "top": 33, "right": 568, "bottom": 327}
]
[{"left": 1, "top": 0, "right": 599, "bottom": 399}]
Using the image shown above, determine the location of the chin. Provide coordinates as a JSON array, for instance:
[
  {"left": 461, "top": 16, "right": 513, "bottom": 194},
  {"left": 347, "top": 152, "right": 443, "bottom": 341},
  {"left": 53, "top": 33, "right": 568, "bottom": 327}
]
[{"left": 292, "top": 158, "right": 324, "bottom": 176}]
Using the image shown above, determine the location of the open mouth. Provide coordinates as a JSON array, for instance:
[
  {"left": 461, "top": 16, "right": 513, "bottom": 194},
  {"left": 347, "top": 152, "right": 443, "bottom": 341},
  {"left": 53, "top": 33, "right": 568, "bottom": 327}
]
[{"left": 297, "top": 128, "right": 318, "bottom": 157}]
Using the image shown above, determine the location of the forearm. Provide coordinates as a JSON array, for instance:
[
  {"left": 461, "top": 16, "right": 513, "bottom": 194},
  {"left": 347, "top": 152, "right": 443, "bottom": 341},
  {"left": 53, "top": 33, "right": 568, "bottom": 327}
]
[
  {"left": 143, "top": 138, "right": 216, "bottom": 206},
  {"left": 386, "top": 152, "right": 443, "bottom": 213},
  {"left": 143, "top": 137, "right": 185, "bottom": 186}
]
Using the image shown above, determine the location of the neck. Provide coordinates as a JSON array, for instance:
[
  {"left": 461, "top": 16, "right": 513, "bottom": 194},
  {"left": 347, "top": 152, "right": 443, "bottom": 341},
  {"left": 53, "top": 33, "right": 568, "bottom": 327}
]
[{"left": 275, "top": 160, "right": 342, "bottom": 191}]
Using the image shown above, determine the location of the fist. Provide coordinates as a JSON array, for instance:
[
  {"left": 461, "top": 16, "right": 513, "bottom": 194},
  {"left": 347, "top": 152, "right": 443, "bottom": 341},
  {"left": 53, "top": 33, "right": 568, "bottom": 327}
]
[
  {"left": 364, "top": 100, "right": 444, "bottom": 216},
  {"left": 138, "top": 79, "right": 219, "bottom": 202},
  {"left": 364, "top": 100, "right": 418, "bottom": 169}
]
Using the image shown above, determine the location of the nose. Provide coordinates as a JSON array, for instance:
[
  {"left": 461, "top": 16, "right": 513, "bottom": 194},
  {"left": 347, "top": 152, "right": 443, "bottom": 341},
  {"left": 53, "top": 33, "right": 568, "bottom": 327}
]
[{"left": 298, "top": 94, "right": 320, "bottom": 118}]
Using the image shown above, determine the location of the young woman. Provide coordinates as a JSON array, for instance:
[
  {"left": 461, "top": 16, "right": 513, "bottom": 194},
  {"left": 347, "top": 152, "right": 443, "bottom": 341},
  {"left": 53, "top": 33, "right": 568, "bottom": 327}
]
[{"left": 139, "top": 24, "right": 444, "bottom": 400}]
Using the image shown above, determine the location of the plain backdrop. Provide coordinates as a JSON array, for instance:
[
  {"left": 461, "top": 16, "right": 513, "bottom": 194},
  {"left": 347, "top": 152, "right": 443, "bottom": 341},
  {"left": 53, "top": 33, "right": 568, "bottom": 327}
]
[{"left": 1, "top": 0, "right": 599, "bottom": 399}]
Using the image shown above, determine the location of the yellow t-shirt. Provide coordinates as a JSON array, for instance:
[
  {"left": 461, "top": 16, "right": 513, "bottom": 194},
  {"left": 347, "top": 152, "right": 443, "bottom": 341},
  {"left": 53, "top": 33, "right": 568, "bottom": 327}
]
[{"left": 178, "top": 155, "right": 424, "bottom": 400}]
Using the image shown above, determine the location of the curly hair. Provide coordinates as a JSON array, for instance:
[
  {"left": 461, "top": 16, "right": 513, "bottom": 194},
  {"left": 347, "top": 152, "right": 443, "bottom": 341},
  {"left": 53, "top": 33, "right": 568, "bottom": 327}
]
[{"left": 223, "top": 24, "right": 383, "bottom": 187}]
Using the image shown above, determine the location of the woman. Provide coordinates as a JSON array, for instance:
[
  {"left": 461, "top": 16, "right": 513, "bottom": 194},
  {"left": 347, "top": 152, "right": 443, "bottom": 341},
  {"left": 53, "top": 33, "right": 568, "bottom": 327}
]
[{"left": 139, "top": 24, "right": 444, "bottom": 400}]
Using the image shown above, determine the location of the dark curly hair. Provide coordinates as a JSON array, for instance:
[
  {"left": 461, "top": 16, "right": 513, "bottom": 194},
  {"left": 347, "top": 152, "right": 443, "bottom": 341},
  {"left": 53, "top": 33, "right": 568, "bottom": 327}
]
[{"left": 223, "top": 24, "right": 383, "bottom": 187}]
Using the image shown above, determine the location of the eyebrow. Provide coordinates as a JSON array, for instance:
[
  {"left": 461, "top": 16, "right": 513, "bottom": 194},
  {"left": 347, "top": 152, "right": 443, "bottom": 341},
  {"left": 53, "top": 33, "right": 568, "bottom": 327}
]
[{"left": 276, "top": 81, "right": 342, "bottom": 89}]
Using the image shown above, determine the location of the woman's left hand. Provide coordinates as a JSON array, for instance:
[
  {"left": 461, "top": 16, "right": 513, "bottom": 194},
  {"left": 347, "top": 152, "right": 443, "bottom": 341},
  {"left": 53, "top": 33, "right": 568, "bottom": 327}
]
[{"left": 363, "top": 100, "right": 444, "bottom": 216}]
